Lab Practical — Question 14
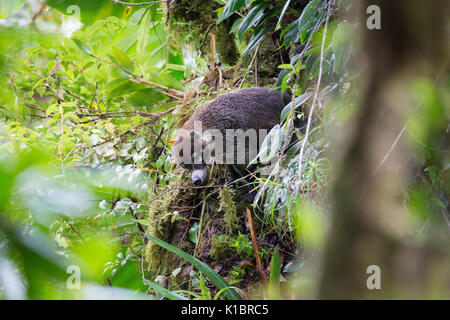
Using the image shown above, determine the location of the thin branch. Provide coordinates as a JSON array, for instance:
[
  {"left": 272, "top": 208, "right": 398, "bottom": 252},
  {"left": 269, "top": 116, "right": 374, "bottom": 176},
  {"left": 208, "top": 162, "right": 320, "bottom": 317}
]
[
  {"left": 88, "top": 108, "right": 174, "bottom": 148},
  {"left": 246, "top": 208, "right": 268, "bottom": 283},
  {"left": 25, "top": 103, "right": 45, "bottom": 113},
  {"left": 75, "top": 110, "right": 172, "bottom": 119},
  {"left": 87, "top": 52, "right": 183, "bottom": 99}
]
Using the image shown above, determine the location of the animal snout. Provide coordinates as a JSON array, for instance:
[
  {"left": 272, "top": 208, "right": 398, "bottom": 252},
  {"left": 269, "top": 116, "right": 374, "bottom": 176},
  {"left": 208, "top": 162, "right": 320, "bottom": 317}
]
[
  {"left": 192, "top": 176, "right": 203, "bottom": 186},
  {"left": 192, "top": 168, "right": 206, "bottom": 186}
]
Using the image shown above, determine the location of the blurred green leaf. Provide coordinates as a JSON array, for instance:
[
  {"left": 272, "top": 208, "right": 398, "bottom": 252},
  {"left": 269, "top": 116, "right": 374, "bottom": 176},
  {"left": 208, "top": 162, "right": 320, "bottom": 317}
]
[
  {"left": 332, "top": 21, "right": 353, "bottom": 73},
  {"left": 144, "top": 279, "right": 188, "bottom": 300},
  {"left": 218, "top": 0, "right": 246, "bottom": 24},
  {"left": 275, "top": 0, "right": 291, "bottom": 30},
  {"left": 81, "top": 284, "right": 150, "bottom": 299},
  {"left": 242, "top": 29, "right": 265, "bottom": 64},
  {"left": 44, "top": 0, "right": 141, "bottom": 25},
  {"left": 72, "top": 38, "right": 91, "bottom": 55},
  {"left": 280, "top": 91, "right": 312, "bottom": 122},
  {"left": 268, "top": 245, "right": 281, "bottom": 300},
  {"left": 0, "top": 0, "right": 26, "bottom": 19},
  {"left": 238, "top": 3, "right": 265, "bottom": 40},
  {"left": 189, "top": 222, "right": 199, "bottom": 244},
  {"left": 145, "top": 234, "right": 242, "bottom": 300},
  {"left": 111, "top": 46, "right": 134, "bottom": 72}
]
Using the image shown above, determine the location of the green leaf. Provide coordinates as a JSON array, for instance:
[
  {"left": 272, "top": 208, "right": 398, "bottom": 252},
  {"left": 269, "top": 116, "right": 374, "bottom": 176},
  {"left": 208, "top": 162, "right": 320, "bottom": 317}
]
[
  {"left": 127, "top": 88, "right": 167, "bottom": 107},
  {"left": 213, "top": 286, "right": 242, "bottom": 300},
  {"left": 268, "top": 245, "right": 281, "bottom": 300},
  {"left": 198, "top": 273, "right": 212, "bottom": 300},
  {"left": 242, "top": 29, "right": 265, "bottom": 65},
  {"left": 275, "top": 68, "right": 291, "bottom": 88},
  {"left": 72, "top": 38, "right": 92, "bottom": 55},
  {"left": 252, "top": 6, "right": 280, "bottom": 36},
  {"left": 132, "top": 219, "right": 150, "bottom": 226},
  {"left": 251, "top": 124, "right": 284, "bottom": 165},
  {"left": 275, "top": 0, "right": 291, "bottom": 30},
  {"left": 280, "top": 91, "right": 312, "bottom": 122},
  {"left": 189, "top": 222, "right": 199, "bottom": 244},
  {"left": 163, "top": 157, "right": 172, "bottom": 172},
  {"left": 129, "top": 7, "right": 147, "bottom": 25},
  {"left": 63, "top": 112, "right": 80, "bottom": 122},
  {"left": 144, "top": 279, "right": 188, "bottom": 300},
  {"left": 238, "top": 3, "right": 266, "bottom": 40},
  {"left": 151, "top": 72, "right": 184, "bottom": 91},
  {"left": 111, "top": 46, "right": 134, "bottom": 73},
  {"left": 297, "top": 0, "right": 319, "bottom": 32},
  {"left": 156, "top": 156, "right": 164, "bottom": 169},
  {"left": 332, "top": 21, "right": 353, "bottom": 73},
  {"left": 278, "top": 64, "right": 294, "bottom": 70},
  {"left": 145, "top": 234, "right": 242, "bottom": 300},
  {"left": 46, "top": 104, "right": 59, "bottom": 116},
  {"left": 137, "top": 8, "right": 151, "bottom": 57},
  {"left": 218, "top": 0, "right": 246, "bottom": 24},
  {"left": 282, "top": 18, "right": 301, "bottom": 43},
  {"left": 307, "top": 46, "right": 331, "bottom": 78}
]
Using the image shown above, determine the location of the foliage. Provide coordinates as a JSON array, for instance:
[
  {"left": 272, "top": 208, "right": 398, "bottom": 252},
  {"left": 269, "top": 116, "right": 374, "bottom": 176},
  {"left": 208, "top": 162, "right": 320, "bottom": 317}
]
[
  {"left": 0, "top": 0, "right": 181, "bottom": 299},
  {"left": 268, "top": 245, "right": 281, "bottom": 300},
  {"left": 145, "top": 233, "right": 242, "bottom": 300},
  {"left": 0, "top": 0, "right": 448, "bottom": 300}
]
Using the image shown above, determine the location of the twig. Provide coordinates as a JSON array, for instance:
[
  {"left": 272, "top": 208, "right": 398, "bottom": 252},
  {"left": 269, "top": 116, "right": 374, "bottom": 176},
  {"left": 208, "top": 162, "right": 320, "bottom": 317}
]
[
  {"left": 88, "top": 108, "right": 174, "bottom": 148},
  {"left": 239, "top": 45, "right": 260, "bottom": 88},
  {"left": 246, "top": 208, "right": 268, "bottom": 283},
  {"left": 25, "top": 103, "right": 45, "bottom": 113},
  {"left": 254, "top": 53, "right": 258, "bottom": 87},
  {"left": 86, "top": 52, "right": 183, "bottom": 99},
  {"left": 75, "top": 109, "right": 173, "bottom": 119}
]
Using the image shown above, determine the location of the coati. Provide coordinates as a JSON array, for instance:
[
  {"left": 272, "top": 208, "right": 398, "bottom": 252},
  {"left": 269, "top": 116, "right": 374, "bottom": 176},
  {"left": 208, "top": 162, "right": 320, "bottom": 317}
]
[{"left": 172, "top": 87, "right": 290, "bottom": 185}]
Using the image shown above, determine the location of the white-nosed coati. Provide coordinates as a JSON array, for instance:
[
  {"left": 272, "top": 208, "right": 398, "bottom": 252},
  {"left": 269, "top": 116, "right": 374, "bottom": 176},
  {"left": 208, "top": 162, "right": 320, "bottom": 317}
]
[{"left": 172, "top": 87, "right": 290, "bottom": 185}]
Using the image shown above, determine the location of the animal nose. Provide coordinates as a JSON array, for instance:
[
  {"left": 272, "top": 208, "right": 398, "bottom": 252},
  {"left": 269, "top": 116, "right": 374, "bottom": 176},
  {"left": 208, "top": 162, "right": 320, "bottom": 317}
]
[{"left": 193, "top": 176, "right": 203, "bottom": 186}]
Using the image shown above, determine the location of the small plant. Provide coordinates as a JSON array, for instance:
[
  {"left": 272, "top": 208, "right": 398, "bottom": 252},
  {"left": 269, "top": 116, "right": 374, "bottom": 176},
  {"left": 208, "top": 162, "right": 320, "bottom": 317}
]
[
  {"left": 231, "top": 232, "right": 254, "bottom": 258},
  {"left": 230, "top": 265, "right": 250, "bottom": 280}
]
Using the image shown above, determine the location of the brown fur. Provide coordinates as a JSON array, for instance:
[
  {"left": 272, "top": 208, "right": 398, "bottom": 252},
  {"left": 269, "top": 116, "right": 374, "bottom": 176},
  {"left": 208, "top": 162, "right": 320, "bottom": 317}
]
[
  {"left": 182, "top": 87, "right": 289, "bottom": 133},
  {"left": 172, "top": 87, "right": 290, "bottom": 185}
]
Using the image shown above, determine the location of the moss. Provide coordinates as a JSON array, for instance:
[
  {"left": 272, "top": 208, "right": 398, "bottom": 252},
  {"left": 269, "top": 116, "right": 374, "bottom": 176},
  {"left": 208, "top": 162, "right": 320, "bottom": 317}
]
[
  {"left": 216, "top": 18, "right": 240, "bottom": 66},
  {"left": 168, "top": 0, "right": 239, "bottom": 66},
  {"left": 218, "top": 186, "right": 239, "bottom": 234},
  {"left": 145, "top": 168, "right": 194, "bottom": 278},
  {"left": 208, "top": 234, "right": 235, "bottom": 261}
]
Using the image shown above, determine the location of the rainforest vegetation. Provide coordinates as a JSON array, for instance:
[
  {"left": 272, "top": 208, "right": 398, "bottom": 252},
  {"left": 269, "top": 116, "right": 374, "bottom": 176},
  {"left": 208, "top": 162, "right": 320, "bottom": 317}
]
[{"left": 0, "top": 0, "right": 448, "bottom": 299}]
